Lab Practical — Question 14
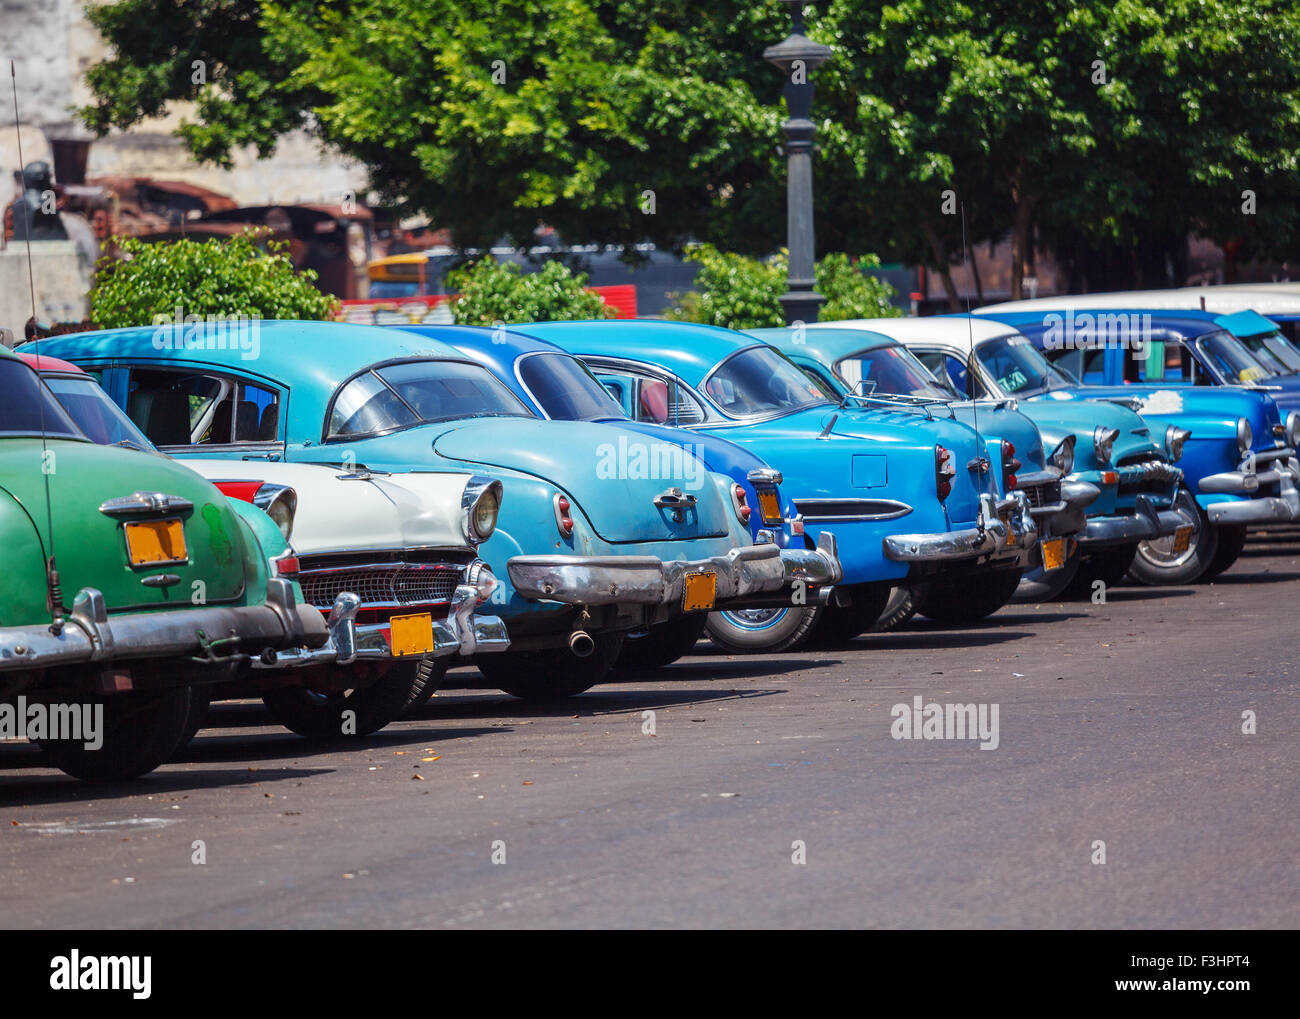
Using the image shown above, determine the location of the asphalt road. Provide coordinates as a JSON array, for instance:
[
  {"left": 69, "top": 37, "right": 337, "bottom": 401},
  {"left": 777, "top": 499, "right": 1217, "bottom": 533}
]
[{"left": 3, "top": 531, "right": 1298, "bottom": 929}]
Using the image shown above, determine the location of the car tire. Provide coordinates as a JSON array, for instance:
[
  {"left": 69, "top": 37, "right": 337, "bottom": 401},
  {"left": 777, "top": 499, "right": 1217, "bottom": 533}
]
[
  {"left": 402, "top": 656, "right": 448, "bottom": 713},
  {"left": 38, "top": 686, "right": 193, "bottom": 783},
  {"left": 812, "top": 584, "right": 892, "bottom": 644},
  {"left": 915, "top": 567, "right": 1023, "bottom": 624},
  {"left": 1014, "top": 552, "right": 1081, "bottom": 602},
  {"left": 1204, "top": 523, "right": 1248, "bottom": 579},
  {"left": 617, "top": 614, "right": 708, "bottom": 671},
  {"left": 1066, "top": 543, "right": 1138, "bottom": 597},
  {"left": 1130, "top": 504, "right": 1218, "bottom": 585},
  {"left": 705, "top": 605, "right": 821, "bottom": 653},
  {"left": 871, "top": 585, "right": 920, "bottom": 633},
  {"left": 263, "top": 659, "right": 447, "bottom": 739},
  {"left": 476, "top": 633, "right": 625, "bottom": 700},
  {"left": 178, "top": 683, "right": 212, "bottom": 747}
]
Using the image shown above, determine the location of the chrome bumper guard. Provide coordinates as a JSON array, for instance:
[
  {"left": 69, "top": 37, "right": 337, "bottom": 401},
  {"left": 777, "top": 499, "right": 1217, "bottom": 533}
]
[
  {"left": 1079, "top": 493, "right": 1189, "bottom": 546},
  {"left": 0, "top": 578, "right": 338, "bottom": 675},
  {"left": 1205, "top": 456, "right": 1300, "bottom": 525},
  {"left": 507, "top": 532, "right": 840, "bottom": 607},
  {"left": 347, "top": 583, "right": 511, "bottom": 661},
  {"left": 883, "top": 492, "right": 1036, "bottom": 564}
]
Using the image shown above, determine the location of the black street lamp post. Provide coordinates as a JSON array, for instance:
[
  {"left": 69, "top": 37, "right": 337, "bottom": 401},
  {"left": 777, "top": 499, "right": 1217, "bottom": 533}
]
[{"left": 764, "top": 0, "right": 832, "bottom": 326}]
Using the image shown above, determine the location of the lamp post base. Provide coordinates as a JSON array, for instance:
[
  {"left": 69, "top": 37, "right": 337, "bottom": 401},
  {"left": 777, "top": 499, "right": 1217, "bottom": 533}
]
[{"left": 779, "top": 289, "right": 826, "bottom": 326}]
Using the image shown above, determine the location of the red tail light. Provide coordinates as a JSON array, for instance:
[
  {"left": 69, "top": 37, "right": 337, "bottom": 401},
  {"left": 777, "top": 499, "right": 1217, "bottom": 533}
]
[
  {"left": 731, "top": 483, "right": 751, "bottom": 524},
  {"left": 554, "top": 493, "right": 574, "bottom": 537},
  {"left": 1001, "top": 440, "right": 1022, "bottom": 491},
  {"left": 935, "top": 445, "right": 955, "bottom": 501},
  {"left": 213, "top": 480, "right": 264, "bottom": 504},
  {"left": 274, "top": 555, "right": 300, "bottom": 576}
]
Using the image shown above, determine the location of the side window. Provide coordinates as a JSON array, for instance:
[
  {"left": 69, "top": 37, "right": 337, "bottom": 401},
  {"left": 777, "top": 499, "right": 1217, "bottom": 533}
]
[
  {"left": 916, "top": 350, "right": 971, "bottom": 397},
  {"left": 126, "top": 368, "right": 281, "bottom": 447},
  {"left": 592, "top": 367, "right": 705, "bottom": 425},
  {"left": 1051, "top": 348, "right": 1085, "bottom": 380}
]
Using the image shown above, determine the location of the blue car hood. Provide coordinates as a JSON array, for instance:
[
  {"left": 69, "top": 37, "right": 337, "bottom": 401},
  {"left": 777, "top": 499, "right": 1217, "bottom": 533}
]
[
  {"left": 1043, "top": 384, "right": 1283, "bottom": 448},
  {"left": 431, "top": 417, "right": 732, "bottom": 543},
  {"left": 1018, "top": 394, "right": 1161, "bottom": 467}
]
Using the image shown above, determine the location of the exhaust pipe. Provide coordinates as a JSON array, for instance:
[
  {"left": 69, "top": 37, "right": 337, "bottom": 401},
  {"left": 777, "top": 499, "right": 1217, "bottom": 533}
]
[{"left": 568, "top": 630, "right": 595, "bottom": 658}]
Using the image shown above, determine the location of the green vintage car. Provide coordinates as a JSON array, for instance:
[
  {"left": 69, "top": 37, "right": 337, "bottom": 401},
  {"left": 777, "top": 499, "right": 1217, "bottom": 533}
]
[{"left": 0, "top": 347, "right": 356, "bottom": 782}]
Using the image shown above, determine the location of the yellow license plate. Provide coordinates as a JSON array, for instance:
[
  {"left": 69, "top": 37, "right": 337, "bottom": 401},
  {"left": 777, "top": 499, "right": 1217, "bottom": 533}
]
[
  {"left": 757, "top": 489, "right": 781, "bottom": 524},
  {"left": 124, "top": 518, "right": 187, "bottom": 566},
  {"left": 999, "top": 512, "right": 1017, "bottom": 546},
  {"left": 683, "top": 571, "right": 717, "bottom": 612},
  {"left": 390, "top": 612, "right": 435, "bottom": 656},
  {"left": 1172, "top": 524, "right": 1193, "bottom": 554},
  {"left": 1040, "top": 536, "right": 1068, "bottom": 571}
]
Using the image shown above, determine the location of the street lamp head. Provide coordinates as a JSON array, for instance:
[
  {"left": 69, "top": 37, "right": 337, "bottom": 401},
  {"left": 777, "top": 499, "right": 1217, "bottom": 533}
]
[{"left": 762, "top": 0, "right": 832, "bottom": 74}]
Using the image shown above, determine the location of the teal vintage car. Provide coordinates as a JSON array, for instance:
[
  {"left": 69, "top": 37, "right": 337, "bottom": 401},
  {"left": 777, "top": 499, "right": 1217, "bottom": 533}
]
[
  {"left": 36, "top": 321, "right": 831, "bottom": 698},
  {"left": 0, "top": 346, "right": 355, "bottom": 781}
]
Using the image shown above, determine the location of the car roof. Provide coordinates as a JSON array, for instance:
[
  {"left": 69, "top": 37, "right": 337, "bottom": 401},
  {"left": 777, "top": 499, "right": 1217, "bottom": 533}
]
[
  {"left": 16, "top": 350, "right": 84, "bottom": 373},
  {"left": 978, "top": 286, "right": 1300, "bottom": 317},
  {"left": 813, "top": 315, "right": 1021, "bottom": 354},
  {"left": 511, "top": 319, "right": 759, "bottom": 380},
  {"left": 746, "top": 326, "right": 897, "bottom": 365},
  {"left": 983, "top": 308, "right": 1223, "bottom": 340},
  {"left": 29, "top": 319, "right": 470, "bottom": 411}
]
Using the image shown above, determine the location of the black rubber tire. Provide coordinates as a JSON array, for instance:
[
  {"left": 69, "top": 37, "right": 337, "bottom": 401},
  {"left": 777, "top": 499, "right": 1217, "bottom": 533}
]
[
  {"left": 38, "top": 687, "right": 192, "bottom": 783},
  {"left": 178, "top": 684, "right": 212, "bottom": 746},
  {"left": 871, "top": 586, "right": 920, "bottom": 633},
  {"left": 1204, "top": 523, "right": 1248, "bottom": 579},
  {"left": 1130, "top": 504, "right": 1218, "bottom": 586},
  {"left": 476, "top": 633, "right": 625, "bottom": 700},
  {"left": 1066, "top": 543, "right": 1138, "bottom": 598},
  {"left": 401, "top": 656, "right": 448, "bottom": 713},
  {"left": 1014, "top": 550, "right": 1081, "bottom": 602},
  {"left": 705, "top": 605, "right": 821, "bottom": 653},
  {"left": 916, "top": 567, "right": 1023, "bottom": 624},
  {"left": 262, "top": 659, "right": 445, "bottom": 739},
  {"left": 617, "top": 614, "right": 708, "bottom": 671},
  {"left": 812, "top": 584, "right": 892, "bottom": 644}
]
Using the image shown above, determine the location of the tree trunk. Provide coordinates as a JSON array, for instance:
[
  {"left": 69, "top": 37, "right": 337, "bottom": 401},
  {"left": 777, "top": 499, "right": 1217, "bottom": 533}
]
[
  {"left": 1008, "top": 161, "right": 1034, "bottom": 301},
  {"left": 922, "top": 221, "right": 961, "bottom": 312}
]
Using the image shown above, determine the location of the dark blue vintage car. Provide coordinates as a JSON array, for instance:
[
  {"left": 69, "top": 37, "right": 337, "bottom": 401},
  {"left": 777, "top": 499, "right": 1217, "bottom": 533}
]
[
  {"left": 35, "top": 321, "right": 835, "bottom": 697},
  {"left": 977, "top": 309, "right": 1300, "bottom": 582},
  {"left": 509, "top": 319, "right": 1043, "bottom": 646}
]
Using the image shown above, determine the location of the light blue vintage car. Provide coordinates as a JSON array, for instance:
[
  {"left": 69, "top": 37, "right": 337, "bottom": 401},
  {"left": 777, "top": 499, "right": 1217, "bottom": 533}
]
[
  {"left": 514, "top": 319, "right": 1048, "bottom": 645},
  {"left": 395, "top": 323, "right": 841, "bottom": 652},
  {"left": 37, "top": 320, "right": 831, "bottom": 697},
  {"left": 749, "top": 325, "right": 1091, "bottom": 600}
]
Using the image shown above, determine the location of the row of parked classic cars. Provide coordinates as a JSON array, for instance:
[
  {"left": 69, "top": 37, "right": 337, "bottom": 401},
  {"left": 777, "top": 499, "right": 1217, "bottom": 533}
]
[{"left": 4, "top": 285, "right": 1298, "bottom": 781}]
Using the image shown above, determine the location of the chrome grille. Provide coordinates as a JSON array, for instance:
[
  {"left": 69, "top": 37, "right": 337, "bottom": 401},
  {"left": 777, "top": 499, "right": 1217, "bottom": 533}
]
[
  {"left": 1018, "top": 479, "right": 1061, "bottom": 509},
  {"left": 299, "top": 563, "right": 464, "bottom": 609},
  {"left": 1116, "top": 457, "right": 1182, "bottom": 496}
]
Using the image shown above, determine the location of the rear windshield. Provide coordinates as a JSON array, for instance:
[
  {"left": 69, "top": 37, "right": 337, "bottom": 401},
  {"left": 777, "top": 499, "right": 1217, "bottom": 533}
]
[
  {"left": 44, "top": 374, "right": 156, "bottom": 450},
  {"left": 835, "top": 345, "right": 956, "bottom": 400},
  {"left": 518, "top": 352, "right": 626, "bottom": 421},
  {"left": 328, "top": 359, "right": 532, "bottom": 438},
  {"left": 0, "top": 359, "right": 82, "bottom": 439}
]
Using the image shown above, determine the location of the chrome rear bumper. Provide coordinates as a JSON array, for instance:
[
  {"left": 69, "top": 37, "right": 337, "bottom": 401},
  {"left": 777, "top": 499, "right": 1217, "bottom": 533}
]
[{"left": 883, "top": 493, "right": 1035, "bottom": 564}]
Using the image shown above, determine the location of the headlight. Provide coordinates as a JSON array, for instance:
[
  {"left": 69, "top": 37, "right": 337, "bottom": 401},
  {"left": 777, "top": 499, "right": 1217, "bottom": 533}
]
[
  {"left": 1236, "top": 418, "right": 1252, "bottom": 456},
  {"left": 1049, "top": 435, "right": 1075, "bottom": 475},
  {"left": 1286, "top": 411, "right": 1300, "bottom": 447},
  {"left": 462, "top": 476, "right": 503, "bottom": 543},
  {"left": 1093, "top": 426, "right": 1119, "bottom": 466},
  {"left": 252, "top": 484, "right": 297, "bottom": 541},
  {"left": 1164, "top": 425, "right": 1192, "bottom": 462}
]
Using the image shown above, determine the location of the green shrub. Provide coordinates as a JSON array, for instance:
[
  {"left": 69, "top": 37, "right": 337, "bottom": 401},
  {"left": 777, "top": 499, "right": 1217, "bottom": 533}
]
[
  {"left": 446, "top": 257, "right": 615, "bottom": 325},
  {"left": 667, "top": 245, "right": 902, "bottom": 329},
  {"left": 89, "top": 231, "right": 338, "bottom": 328}
]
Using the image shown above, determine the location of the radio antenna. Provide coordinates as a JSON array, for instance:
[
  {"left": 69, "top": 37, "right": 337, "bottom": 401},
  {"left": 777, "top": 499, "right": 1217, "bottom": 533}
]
[
  {"left": 960, "top": 202, "right": 987, "bottom": 480},
  {"left": 10, "top": 59, "right": 66, "bottom": 633}
]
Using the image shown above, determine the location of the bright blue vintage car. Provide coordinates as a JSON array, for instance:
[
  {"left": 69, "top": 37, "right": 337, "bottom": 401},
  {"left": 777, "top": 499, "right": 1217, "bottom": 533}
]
[
  {"left": 749, "top": 325, "right": 1090, "bottom": 600},
  {"left": 513, "top": 319, "right": 1041, "bottom": 646},
  {"left": 394, "top": 323, "right": 843, "bottom": 652},
  {"left": 826, "top": 317, "right": 1195, "bottom": 590},
  {"left": 37, "top": 320, "right": 826, "bottom": 697},
  {"left": 977, "top": 308, "right": 1300, "bottom": 582}
]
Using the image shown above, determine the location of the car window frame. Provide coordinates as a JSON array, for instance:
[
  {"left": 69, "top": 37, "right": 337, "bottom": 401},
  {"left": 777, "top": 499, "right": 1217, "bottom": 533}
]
[{"left": 121, "top": 362, "right": 288, "bottom": 455}]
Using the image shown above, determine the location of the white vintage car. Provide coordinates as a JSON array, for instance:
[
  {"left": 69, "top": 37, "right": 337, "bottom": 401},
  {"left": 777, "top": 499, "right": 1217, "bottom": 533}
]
[{"left": 28, "top": 353, "right": 509, "bottom": 740}]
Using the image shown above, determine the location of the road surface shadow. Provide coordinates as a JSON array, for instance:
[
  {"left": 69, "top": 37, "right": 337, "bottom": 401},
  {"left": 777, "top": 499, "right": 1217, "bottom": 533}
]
[
  {"left": 0, "top": 761, "right": 331, "bottom": 805},
  {"left": 414, "top": 685, "right": 787, "bottom": 722}
]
